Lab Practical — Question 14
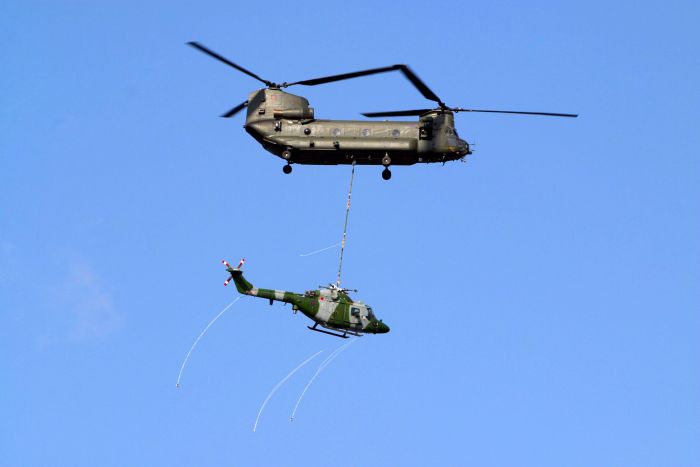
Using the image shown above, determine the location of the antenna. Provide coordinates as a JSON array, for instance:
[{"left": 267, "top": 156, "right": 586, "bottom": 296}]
[{"left": 336, "top": 162, "right": 355, "bottom": 289}]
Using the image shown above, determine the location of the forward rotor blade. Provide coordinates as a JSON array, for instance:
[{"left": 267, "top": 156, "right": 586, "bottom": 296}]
[
  {"left": 220, "top": 101, "right": 248, "bottom": 118},
  {"left": 453, "top": 108, "right": 578, "bottom": 118},
  {"left": 285, "top": 65, "right": 403, "bottom": 87},
  {"left": 362, "top": 109, "right": 433, "bottom": 118},
  {"left": 397, "top": 65, "right": 443, "bottom": 105},
  {"left": 187, "top": 42, "right": 272, "bottom": 86},
  {"left": 287, "top": 64, "right": 444, "bottom": 107}
]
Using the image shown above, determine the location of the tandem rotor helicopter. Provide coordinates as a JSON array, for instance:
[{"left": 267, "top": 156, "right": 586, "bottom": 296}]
[{"left": 188, "top": 42, "right": 577, "bottom": 180}]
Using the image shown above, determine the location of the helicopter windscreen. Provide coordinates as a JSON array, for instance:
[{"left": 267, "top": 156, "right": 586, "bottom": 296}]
[{"left": 367, "top": 307, "right": 376, "bottom": 320}]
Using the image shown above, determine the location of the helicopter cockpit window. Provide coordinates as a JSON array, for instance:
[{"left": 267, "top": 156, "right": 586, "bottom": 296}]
[
  {"left": 391, "top": 129, "right": 400, "bottom": 138},
  {"left": 351, "top": 307, "right": 360, "bottom": 317},
  {"left": 361, "top": 128, "right": 370, "bottom": 137},
  {"left": 419, "top": 118, "right": 434, "bottom": 140},
  {"left": 367, "top": 307, "right": 376, "bottom": 320}
]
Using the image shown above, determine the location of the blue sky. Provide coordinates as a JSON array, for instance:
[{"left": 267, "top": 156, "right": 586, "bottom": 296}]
[{"left": 2, "top": 1, "right": 699, "bottom": 466}]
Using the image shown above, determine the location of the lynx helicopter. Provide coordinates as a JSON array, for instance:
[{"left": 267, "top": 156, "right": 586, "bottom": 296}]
[
  {"left": 188, "top": 41, "right": 577, "bottom": 180},
  {"left": 222, "top": 259, "right": 389, "bottom": 338}
]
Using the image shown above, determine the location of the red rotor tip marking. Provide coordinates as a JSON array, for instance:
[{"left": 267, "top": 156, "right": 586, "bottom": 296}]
[{"left": 224, "top": 277, "right": 232, "bottom": 286}]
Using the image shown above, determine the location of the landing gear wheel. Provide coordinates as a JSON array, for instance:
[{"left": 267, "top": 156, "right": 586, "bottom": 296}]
[
  {"left": 381, "top": 168, "right": 392, "bottom": 180},
  {"left": 283, "top": 164, "right": 292, "bottom": 174}
]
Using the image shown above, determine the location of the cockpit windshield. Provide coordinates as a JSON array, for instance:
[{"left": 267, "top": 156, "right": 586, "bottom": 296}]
[{"left": 367, "top": 307, "right": 376, "bottom": 320}]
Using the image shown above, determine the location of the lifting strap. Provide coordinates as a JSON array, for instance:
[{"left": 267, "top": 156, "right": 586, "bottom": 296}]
[{"left": 336, "top": 162, "right": 355, "bottom": 288}]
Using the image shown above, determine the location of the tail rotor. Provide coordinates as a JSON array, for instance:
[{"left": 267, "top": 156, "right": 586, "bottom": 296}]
[{"left": 222, "top": 258, "right": 245, "bottom": 286}]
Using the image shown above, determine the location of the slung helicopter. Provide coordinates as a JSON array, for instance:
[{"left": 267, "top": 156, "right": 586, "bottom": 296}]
[
  {"left": 222, "top": 259, "right": 389, "bottom": 338},
  {"left": 188, "top": 42, "right": 577, "bottom": 180}
]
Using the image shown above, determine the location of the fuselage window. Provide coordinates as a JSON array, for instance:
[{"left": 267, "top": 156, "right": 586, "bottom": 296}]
[
  {"left": 361, "top": 128, "right": 370, "bottom": 137},
  {"left": 332, "top": 128, "right": 342, "bottom": 137},
  {"left": 351, "top": 307, "right": 360, "bottom": 317},
  {"left": 391, "top": 129, "right": 400, "bottom": 138}
]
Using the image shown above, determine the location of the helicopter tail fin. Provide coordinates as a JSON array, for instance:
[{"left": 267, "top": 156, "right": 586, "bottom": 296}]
[
  {"left": 229, "top": 269, "right": 254, "bottom": 294},
  {"left": 222, "top": 259, "right": 254, "bottom": 294}
]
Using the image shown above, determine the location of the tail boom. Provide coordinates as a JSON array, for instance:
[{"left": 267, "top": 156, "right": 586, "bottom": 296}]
[{"left": 229, "top": 270, "right": 298, "bottom": 304}]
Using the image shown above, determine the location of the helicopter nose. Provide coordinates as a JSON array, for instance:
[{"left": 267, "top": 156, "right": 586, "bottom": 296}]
[
  {"left": 376, "top": 321, "right": 390, "bottom": 333},
  {"left": 459, "top": 139, "right": 471, "bottom": 155}
]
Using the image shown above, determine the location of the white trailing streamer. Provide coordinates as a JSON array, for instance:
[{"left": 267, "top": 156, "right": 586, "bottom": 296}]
[
  {"left": 176, "top": 297, "right": 241, "bottom": 388},
  {"left": 290, "top": 339, "right": 356, "bottom": 421},
  {"left": 299, "top": 243, "right": 341, "bottom": 257},
  {"left": 253, "top": 350, "right": 323, "bottom": 432}
]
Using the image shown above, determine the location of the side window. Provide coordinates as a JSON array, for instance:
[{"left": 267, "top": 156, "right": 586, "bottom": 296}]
[
  {"left": 420, "top": 119, "right": 433, "bottom": 140},
  {"left": 332, "top": 128, "right": 342, "bottom": 137},
  {"left": 351, "top": 307, "right": 360, "bottom": 317},
  {"left": 391, "top": 129, "right": 400, "bottom": 138},
  {"left": 361, "top": 128, "right": 370, "bottom": 137}
]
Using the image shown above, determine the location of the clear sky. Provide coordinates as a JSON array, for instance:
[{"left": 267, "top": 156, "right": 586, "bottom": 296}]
[{"left": 2, "top": 1, "right": 699, "bottom": 466}]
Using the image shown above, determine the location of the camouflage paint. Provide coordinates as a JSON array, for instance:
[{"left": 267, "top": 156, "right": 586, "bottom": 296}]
[{"left": 228, "top": 268, "right": 389, "bottom": 335}]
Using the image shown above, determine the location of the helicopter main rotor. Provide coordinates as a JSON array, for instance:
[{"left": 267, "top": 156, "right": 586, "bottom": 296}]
[
  {"left": 362, "top": 108, "right": 578, "bottom": 118},
  {"left": 187, "top": 41, "right": 444, "bottom": 118},
  {"left": 188, "top": 41, "right": 577, "bottom": 120},
  {"left": 360, "top": 71, "right": 578, "bottom": 119}
]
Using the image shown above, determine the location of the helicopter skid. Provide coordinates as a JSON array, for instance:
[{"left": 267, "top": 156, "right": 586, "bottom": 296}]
[{"left": 307, "top": 323, "right": 361, "bottom": 339}]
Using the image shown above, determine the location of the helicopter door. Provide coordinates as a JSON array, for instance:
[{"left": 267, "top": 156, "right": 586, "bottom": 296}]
[
  {"left": 419, "top": 118, "right": 433, "bottom": 140},
  {"left": 350, "top": 306, "right": 362, "bottom": 327}
]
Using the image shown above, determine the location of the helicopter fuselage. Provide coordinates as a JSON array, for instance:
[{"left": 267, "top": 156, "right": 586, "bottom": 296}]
[
  {"left": 244, "top": 88, "right": 470, "bottom": 170},
  {"left": 189, "top": 41, "right": 575, "bottom": 179},
  {"left": 228, "top": 268, "right": 389, "bottom": 337}
]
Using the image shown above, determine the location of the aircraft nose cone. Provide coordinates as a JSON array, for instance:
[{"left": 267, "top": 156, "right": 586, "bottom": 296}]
[{"left": 377, "top": 321, "right": 390, "bottom": 333}]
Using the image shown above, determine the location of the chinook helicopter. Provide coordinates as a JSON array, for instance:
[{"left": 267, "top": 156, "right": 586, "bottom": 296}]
[
  {"left": 188, "top": 41, "right": 577, "bottom": 180},
  {"left": 222, "top": 259, "right": 389, "bottom": 338}
]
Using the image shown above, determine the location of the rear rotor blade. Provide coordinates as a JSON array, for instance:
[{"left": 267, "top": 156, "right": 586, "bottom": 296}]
[
  {"left": 221, "top": 101, "right": 248, "bottom": 118},
  {"left": 187, "top": 42, "right": 272, "bottom": 86},
  {"left": 362, "top": 109, "right": 433, "bottom": 118},
  {"left": 397, "top": 65, "right": 443, "bottom": 105},
  {"left": 453, "top": 108, "right": 578, "bottom": 118},
  {"left": 285, "top": 65, "right": 403, "bottom": 87}
]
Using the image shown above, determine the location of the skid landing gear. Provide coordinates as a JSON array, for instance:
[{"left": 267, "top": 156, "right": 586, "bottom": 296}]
[
  {"left": 307, "top": 322, "right": 361, "bottom": 338},
  {"left": 282, "top": 164, "right": 292, "bottom": 174}
]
